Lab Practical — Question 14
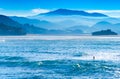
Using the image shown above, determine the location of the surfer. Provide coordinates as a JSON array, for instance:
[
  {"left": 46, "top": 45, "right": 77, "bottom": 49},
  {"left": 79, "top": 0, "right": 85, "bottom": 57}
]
[{"left": 93, "top": 56, "right": 95, "bottom": 60}]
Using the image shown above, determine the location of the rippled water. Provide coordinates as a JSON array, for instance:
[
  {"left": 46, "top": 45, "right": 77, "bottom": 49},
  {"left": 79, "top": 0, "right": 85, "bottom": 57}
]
[{"left": 0, "top": 36, "right": 120, "bottom": 79}]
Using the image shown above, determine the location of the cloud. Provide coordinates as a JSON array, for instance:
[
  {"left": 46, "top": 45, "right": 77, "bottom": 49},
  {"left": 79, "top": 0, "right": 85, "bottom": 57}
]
[
  {"left": 32, "top": 8, "right": 50, "bottom": 14},
  {"left": 0, "top": 8, "right": 50, "bottom": 17},
  {"left": 86, "top": 10, "right": 120, "bottom": 18},
  {"left": 0, "top": 10, "right": 33, "bottom": 17}
]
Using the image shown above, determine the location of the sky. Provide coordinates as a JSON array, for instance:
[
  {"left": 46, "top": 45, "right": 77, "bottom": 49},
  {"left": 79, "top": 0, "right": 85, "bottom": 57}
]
[{"left": 0, "top": 0, "right": 120, "bottom": 17}]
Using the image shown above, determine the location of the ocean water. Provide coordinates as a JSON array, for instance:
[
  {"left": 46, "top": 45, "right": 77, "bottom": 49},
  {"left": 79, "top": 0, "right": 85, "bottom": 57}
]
[{"left": 0, "top": 36, "right": 120, "bottom": 79}]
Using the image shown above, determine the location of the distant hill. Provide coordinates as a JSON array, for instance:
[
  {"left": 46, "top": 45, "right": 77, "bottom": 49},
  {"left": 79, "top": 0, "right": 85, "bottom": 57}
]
[
  {"left": 23, "top": 24, "right": 48, "bottom": 34},
  {"left": 92, "top": 21, "right": 112, "bottom": 31},
  {"left": 67, "top": 25, "right": 90, "bottom": 33},
  {"left": 0, "top": 15, "right": 50, "bottom": 35},
  {"left": 92, "top": 21, "right": 120, "bottom": 33},
  {"left": 66, "top": 20, "right": 120, "bottom": 34},
  {"left": 38, "top": 9, "right": 108, "bottom": 17},
  {"left": 10, "top": 16, "right": 49, "bottom": 25},
  {"left": 92, "top": 29, "right": 118, "bottom": 36},
  {"left": 0, "top": 15, "right": 26, "bottom": 35},
  {"left": 10, "top": 16, "right": 58, "bottom": 29},
  {"left": 0, "top": 23, "right": 26, "bottom": 35},
  {"left": 0, "top": 15, "right": 22, "bottom": 27}
]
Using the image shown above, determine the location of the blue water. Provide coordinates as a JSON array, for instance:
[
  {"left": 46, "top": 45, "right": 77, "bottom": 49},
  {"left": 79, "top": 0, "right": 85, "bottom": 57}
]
[{"left": 0, "top": 36, "right": 120, "bottom": 79}]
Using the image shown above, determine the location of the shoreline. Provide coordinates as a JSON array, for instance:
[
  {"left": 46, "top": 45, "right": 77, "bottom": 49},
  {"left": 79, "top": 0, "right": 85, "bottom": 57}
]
[
  {"left": 0, "top": 35, "right": 120, "bottom": 40},
  {"left": 0, "top": 34, "right": 120, "bottom": 36}
]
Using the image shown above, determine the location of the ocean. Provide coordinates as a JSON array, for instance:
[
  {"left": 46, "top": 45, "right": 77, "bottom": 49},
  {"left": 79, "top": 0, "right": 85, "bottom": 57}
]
[{"left": 0, "top": 36, "right": 120, "bottom": 79}]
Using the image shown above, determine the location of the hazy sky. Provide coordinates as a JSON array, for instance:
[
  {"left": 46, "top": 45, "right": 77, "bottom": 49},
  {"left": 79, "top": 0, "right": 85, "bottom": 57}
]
[{"left": 0, "top": 0, "right": 120, "bottom": 17}]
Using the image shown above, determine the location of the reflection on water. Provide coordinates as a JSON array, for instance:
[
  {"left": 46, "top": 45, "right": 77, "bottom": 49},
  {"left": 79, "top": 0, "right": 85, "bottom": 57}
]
[{"left": 0, "top": 36, "right": 120, "bottom": 79}]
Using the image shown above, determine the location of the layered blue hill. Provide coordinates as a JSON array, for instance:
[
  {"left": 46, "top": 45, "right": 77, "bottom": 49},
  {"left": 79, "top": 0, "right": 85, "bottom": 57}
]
[
  {"left": 92, "top": 21, "right": 120, "bottom": 33},
  {"left": 1, "top": 10, "right": 120, "bottom": 36},
  {"left": 10, "top": 16, "right": 60, "bottom": 29},
  {"left": 0, "top": 15, "right": 26, "bottom": 35},
  {"left": 0, "top": 15, "right": 84, "bottom": 35},
  {"left": 0, "top": 15, "right": 49, "bottom": 35}
]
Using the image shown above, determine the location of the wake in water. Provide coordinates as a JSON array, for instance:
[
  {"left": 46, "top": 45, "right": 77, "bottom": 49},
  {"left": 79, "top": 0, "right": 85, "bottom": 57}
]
[{"left": 72, "top": 52, "right": 120, "bottom": 61}]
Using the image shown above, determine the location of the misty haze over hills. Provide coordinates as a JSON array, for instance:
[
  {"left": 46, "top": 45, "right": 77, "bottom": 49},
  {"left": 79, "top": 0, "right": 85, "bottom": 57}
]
[{"left": 0, "top": 9, "right": 120, "bottom": 35}]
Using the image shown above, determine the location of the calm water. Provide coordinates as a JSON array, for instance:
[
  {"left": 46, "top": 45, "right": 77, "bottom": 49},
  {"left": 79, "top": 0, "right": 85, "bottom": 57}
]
[{"left": 0, "top": 36, "right": 120, "bottom": 79}]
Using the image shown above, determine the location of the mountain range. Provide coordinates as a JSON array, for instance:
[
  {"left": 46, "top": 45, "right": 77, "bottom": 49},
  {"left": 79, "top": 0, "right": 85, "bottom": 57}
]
[
  {"left": 31, "top": 9, "right": 120, "bottom": 28},
  {"left": 0, "top": 9, "right": 120, "bottom": 35}
]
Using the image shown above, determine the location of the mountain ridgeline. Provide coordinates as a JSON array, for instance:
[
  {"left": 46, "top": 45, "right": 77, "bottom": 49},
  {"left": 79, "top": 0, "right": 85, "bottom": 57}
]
[
  {"left": 0, "top": 9, "right": 120, "bottom": 35},
  {"left": 39, "top": 9, "right": 108, "bottom": 17}
]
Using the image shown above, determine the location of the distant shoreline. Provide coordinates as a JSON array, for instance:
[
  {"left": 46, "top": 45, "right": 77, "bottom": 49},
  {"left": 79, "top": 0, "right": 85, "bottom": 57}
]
[
  {"left": 0, "top": 35, "right": 120, "bottom": 40},
  {"left": 1, "top": 34, "right": 120, "bottom": 36},
  {"left": 0, "top": 34, "right": 120, "bottom": 37}
]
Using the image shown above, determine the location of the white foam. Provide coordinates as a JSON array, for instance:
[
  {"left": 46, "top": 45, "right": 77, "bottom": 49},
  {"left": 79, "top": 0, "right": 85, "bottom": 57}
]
[{"left": 0, "top": 40, "right": 5, "bottom": 42}]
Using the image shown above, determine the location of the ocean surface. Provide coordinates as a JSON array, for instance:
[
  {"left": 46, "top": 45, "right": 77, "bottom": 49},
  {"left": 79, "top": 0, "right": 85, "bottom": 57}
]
[{"left": 0, "top": 36, "right": 120, "bottom": 79}]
